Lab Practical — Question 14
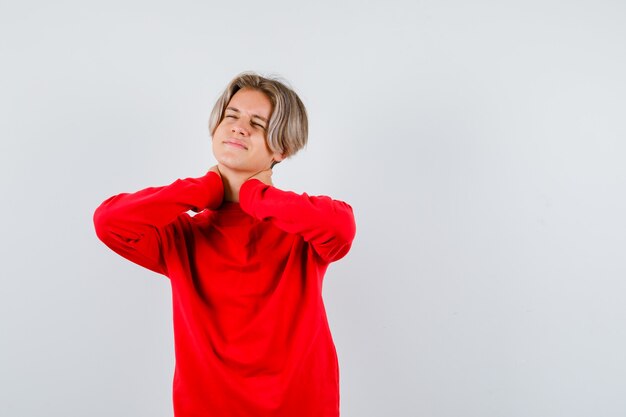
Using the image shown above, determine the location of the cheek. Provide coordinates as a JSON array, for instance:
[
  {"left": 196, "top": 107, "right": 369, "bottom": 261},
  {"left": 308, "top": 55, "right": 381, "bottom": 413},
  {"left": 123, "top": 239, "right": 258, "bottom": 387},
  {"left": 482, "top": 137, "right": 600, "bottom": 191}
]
[
  {"left": 255, "top": 139, "right": 273, "bottom": 157},
  {"left": 212, "top": 123, "right": 229, "bottom": 144},
  {"left": 213, "top": 122, "right": 226, "bottom": 136},
  {"left": 211, "top": 135, "right": 222, "bottom": 156}
]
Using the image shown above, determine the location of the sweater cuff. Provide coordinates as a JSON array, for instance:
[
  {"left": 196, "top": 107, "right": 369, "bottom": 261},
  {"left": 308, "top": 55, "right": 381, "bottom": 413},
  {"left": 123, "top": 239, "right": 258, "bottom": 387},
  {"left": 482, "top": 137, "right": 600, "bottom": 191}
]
[
  {"left": 194, "top": 170, "right": 224, "bottom": 211},
  {"left": 239, "top": 179, "right": 266, "bottom": 216}
]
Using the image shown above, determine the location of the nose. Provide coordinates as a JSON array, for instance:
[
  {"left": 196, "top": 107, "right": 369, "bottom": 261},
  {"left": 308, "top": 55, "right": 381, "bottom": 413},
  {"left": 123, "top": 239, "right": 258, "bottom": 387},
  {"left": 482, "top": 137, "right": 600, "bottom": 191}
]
[{"left": 231, "top": 120, "right": 249, "bottom": 136}]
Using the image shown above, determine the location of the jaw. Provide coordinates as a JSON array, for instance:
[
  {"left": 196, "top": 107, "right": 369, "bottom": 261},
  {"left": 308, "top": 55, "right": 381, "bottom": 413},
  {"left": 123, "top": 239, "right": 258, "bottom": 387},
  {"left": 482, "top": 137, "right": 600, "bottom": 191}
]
[
  {"left": 214, "top": 145, "right": 276, "bottom": 174},
  {"left": 214, "top": 153, "right": 269, "bottom": 177}
]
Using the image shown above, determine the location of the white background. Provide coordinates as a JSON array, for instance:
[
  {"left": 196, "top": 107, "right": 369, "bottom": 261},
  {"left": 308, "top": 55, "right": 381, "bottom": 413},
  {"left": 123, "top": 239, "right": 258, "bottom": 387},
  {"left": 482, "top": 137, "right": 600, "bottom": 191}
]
[{"left": 1, "top": 1, "right": 625, "bottom": 416}]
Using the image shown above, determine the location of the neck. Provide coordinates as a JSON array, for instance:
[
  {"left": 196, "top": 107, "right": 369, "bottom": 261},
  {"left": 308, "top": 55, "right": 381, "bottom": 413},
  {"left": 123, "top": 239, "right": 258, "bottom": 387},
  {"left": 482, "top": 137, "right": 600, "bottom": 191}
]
[{"left": 218, "top": 165, "right": 250, "bottom": 203}]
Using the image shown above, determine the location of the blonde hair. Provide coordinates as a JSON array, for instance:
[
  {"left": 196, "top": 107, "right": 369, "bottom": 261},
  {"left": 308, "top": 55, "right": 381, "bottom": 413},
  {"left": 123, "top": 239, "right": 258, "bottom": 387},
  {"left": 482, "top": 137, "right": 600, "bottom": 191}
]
[{"left": 208, "top": 72, "right": 308, "bottom": 160}]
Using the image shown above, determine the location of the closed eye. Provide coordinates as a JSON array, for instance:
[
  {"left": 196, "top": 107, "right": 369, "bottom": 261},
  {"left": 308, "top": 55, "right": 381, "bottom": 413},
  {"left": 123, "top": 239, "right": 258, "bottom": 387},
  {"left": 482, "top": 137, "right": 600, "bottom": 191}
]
[{"left": 224, "top": 113, "right": 265, "bottom": 130}]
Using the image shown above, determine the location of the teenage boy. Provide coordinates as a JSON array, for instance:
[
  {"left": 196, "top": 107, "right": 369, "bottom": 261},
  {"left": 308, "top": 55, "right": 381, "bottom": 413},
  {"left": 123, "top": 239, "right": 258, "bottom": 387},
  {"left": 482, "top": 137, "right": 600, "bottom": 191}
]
[{"left": 93, "top": 72, "right": 356, "bottom": 417}]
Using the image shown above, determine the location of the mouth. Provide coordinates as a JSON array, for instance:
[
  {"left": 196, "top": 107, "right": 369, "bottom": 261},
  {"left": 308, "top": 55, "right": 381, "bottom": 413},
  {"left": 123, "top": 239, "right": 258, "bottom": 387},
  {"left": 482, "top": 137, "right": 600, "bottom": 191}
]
[{"left": 223, "top": 139, "right": 248, "bottom": 150}]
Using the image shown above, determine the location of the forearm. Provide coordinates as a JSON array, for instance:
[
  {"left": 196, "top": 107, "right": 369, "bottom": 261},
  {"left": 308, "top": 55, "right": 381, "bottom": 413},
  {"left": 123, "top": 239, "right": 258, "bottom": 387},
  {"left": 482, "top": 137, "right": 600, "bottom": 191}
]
[
  {"left": 94, "top": 171, "right": 223, "bottom": 230},
  {"left": 239, "top": 179, "right": 356, "bottom": 262},
  {"left": 93, "top": 170, "right": 223, "bottom": 274}
]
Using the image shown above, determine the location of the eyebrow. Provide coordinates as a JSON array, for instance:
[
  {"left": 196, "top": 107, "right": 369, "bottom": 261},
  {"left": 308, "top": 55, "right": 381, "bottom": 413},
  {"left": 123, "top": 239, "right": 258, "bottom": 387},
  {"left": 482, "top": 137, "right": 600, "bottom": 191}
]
[{"left": 225, "top": 107, "right": 268, "bottom": 123}]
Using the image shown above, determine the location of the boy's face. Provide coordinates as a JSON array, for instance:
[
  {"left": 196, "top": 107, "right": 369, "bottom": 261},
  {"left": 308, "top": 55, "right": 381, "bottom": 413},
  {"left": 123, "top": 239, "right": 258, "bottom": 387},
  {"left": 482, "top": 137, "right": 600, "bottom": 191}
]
[{"left": 212, "top": 87, "right": 283, "bottom": 174}]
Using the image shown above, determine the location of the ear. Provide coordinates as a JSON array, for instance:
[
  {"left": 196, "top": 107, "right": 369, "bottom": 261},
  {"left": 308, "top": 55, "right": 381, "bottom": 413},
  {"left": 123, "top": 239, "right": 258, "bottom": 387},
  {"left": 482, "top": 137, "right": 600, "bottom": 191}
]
[
  {"left": 272, "top": 152, "right": 285, "bottom": 163},
  {"left": 270, "top": 152, "right": 284, "bottom": 169}
]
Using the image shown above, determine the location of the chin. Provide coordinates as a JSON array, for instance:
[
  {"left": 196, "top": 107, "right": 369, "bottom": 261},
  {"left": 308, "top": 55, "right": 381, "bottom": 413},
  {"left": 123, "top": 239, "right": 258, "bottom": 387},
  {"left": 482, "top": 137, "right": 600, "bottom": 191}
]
[
  {"left": 213, "top": 152, "right": 238, "bottom": 168},
  {"left": 215, "top": 158, "right": 252, "bottom": 174},
  {"left": 214, "top": 152, "right": 267, "bottom": 174}
]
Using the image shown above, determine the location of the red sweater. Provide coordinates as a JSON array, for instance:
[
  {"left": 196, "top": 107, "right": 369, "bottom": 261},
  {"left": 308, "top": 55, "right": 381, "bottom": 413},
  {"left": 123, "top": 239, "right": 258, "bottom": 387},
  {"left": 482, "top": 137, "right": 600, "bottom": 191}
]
[{"left": 93, "top": 170, "right": 356, "bottom": 417}]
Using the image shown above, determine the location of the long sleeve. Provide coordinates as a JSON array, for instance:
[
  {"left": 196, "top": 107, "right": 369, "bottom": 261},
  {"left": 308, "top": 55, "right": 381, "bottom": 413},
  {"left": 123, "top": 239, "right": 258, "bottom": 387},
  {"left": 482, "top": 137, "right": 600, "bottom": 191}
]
[
  {"left": 239, "top": 179, "right": 356, "bottom": 263},
  {"left": 93, "top": 170, "right": 224, "bottom": 276}
]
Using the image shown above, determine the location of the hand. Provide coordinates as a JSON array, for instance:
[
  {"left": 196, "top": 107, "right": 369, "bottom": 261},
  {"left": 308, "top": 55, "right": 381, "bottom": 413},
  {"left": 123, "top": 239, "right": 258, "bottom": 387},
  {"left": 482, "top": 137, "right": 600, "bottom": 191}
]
[
  {"left": 201, "top": 165, "right": 224, "bottom": 210},
  {"left": 247, "top": 169, "right": 273, "bottom": 186}
]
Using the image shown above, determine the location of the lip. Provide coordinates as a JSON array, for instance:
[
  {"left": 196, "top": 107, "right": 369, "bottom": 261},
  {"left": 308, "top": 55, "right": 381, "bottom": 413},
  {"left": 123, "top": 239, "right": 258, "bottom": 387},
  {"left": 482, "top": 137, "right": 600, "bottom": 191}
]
[{"left": 223, "top": 138, "right": 248, "bottom": 150}]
